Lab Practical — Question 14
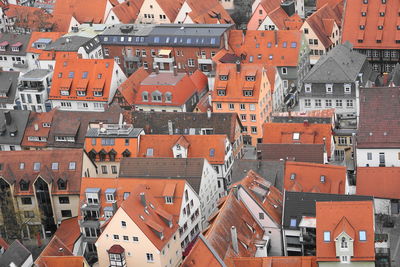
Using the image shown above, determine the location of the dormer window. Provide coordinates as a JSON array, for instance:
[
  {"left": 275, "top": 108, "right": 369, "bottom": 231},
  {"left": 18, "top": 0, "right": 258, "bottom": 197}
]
[
  {"left": 142, "top": 91, "right": 148, "bottom": 101},
  {"left": 245, "top": 76, "right": 255, "bottom": 81},
  {"left": 176, "top": 144, "right": 181, "bottom": 150},
  {"left": 326, "top": 84, "right": 333, "bottom": 93},
  {"left": 219, "top": 75, "right": 228, "bottom": 81},
  {"left": 20, "top": 180, "right": 29, "bottom": 191},
  {"left": 341, "top": 237, "right": 348, "bottom": 249},
  {"left": 305, "top": 83, "right": 312, "bottom": 93},
  {"left": 217, "top": 89, "right": 226, "bottom": 96},
  {"left": 152, "top": 91, "right": 162, "bottom": 102},
  {"left": 94, "top": 91, "right": 102, "bottom": 97},
  {"left": 105, "top": 188, "right": 116, "bottom": 202},
  {"left": 57, "top": 178, "right": 67, "bottom": 190},
  {"left": 243, "top": 90, "right": 253, "bottom": 96},
  {"left": 0, "top": 41, "right": 8, "bottom": 51},
  {"left": 209, "top": 148, "right": 215, "bottom": 157},
  {"left": 293, "top": 132, "right": 300, "bottom": 140},
  {"left": 165, "top": 92, "right": 172, "bottom": 102},
  {"left": 320, "top": 175, "right": 326, "bottom": 183},
  {"left": 344, "top": 84, "right": 351, "bottom": 93},
  {"left": 165, "top": 196, "right": 173, "bottom": 204}
]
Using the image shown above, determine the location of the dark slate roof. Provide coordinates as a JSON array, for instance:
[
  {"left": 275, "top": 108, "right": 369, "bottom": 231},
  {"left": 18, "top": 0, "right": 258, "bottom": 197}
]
[
  {"left": 130, "top": 111, "right": 241, "bottom": 144},
  {"left": 303, "top": 42, "right": 368, "bottom": 83},
  {"left": 231, "top": 160, "right": 284, "bottom": 191},
  {"left": 119, "top": 157, "right": 205, "bottom": 193},
  {"left": 271, "top": 116, "right": 331, "bottom": 124},
  {"left": 0, "top": 71, "right": 20, "bottom": 105},
  {"left": 47, "top": 107, "right": 121, "bottom": 148},
  {"left": 257, "top": 144, "right": 324, "bottom": 164},
  {"left": 0, "top": 33, "right": 31, "bottom": 55},
  {"left": 357, "top": 87, "right": 400, "bottom": 148},
  {"left": 283, "top": 191, "right": 373, "bottom": 229},
  {"left": 85, "top": 127, "right": 143, "bottom": 138},
  {"left": 0, "top": 240, "right": 31, "bottom": 266},
  {"left": 44, "top": 36, "right": 100, "bottom": 53},
  {"left": 0, "top": 110, "right": 30, "bottom": 145}
]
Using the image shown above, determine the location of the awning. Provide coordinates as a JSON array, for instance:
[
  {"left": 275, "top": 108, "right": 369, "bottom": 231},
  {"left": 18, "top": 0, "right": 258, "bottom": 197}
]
[
  {"left": 158, "top": 49, "right": 171, "bottom": 56},
  {"left": 162, "top": 183, "right": 176, "bottom": 197},
  {"left": 0, "top": 41, "right": 8, "bottom": 46}
]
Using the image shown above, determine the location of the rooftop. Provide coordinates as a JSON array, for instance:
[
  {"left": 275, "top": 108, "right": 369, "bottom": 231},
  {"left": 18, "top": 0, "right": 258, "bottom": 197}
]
[
  {"left": 356, "top": 167, "right": 400, "bottom": 199},
  {"left": 257, "top": 143, "right": 324, "bottom": 164}
]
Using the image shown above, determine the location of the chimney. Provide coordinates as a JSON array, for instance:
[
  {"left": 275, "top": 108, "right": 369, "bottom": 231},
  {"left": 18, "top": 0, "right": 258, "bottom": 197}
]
[
  {"left": 208, "top": 92, "right": 212, "bottom": 105},
  {"left": 232, "top": 185, "right": 239, "bottom": 199},
  {"left": 303, "top": 119, "right": 309, "bottom": 127},
  {"left": 236, "top": 60, "right": 241, "bottom": 73},
  {"left": 118, "top": 113, "right": 123, "bottom": 127},
  {"left": 155, "top": 65, "right": 159, "bottom": 74},
  {"left": 34, "top": 123, "right": 39, "bottom": 131},
  {"left": 140, "top": 192, "right": 146, "bottom": 207},
  {"left": 99, "top": 122, "right": 103, "bottom": 129},
  {"left": 274, "top": 30, "right": 278, "bottom": 46},
  {"left": 173, "top": 65, "right": 178, "bottom": 76},
  {"left": 4, "top": 110, "right": 11, "bottom": 125},
  {"left": 168, "top": 120, "right": 173, "bottom": 135},
  {"left": 231, "top": 226, "right": 239, "bottom": 254},
  {"left": 207, "top": 108, "right": 211, "bottom": 119}
]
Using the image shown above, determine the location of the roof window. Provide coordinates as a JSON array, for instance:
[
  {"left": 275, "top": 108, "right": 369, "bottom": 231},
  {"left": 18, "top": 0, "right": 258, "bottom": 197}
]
[
  {"left": 320, "top": 175, "right": 326, "bottom": 183},
  {"left": 290, "top": 173, "right": 296, "bottom": 180},
  {"left": 293, "top": 132, "right": 300, "bottom": 140},
  {"left": 359, "top": 230, "right": 366, "bottom": 241},
  {"left": 324, "top": 231, "right": 331, "bottom": 242}
]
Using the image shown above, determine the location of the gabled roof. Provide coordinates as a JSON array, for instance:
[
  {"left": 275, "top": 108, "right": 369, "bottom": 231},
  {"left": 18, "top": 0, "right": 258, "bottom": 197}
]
[
  {"left": 111, "top": 0, "right": 144, "bottom": 23},
  {"left": 261, "top": 122, "right": 333, "bottom": 156},
  {"left": 0, "top": 240, "right": 31, "bottom": 266},
  {"left": 52, "top": 0, "right": 109, "bottom": 24},
  {"left": 303, "top": 42, "right": 368, "bottom": 83},
  {"left": 0, "top": 71, "right": 19, "bottom": 105},
  {"left": 225, "top": 256, "right": 317, "bottom": 267},
  {"left": 116, "top": 67, "right": 150, "bottom": 106},
  {"left": 316, "top": 201, "right": 375, "bottom": 262},
  {"left": 284, "top": 162, "right": 346, "bottom": 194},
  {"left": 184, "top": 0, "right": 232, "bottom": 24},
  {"left": 36, "top": 256, "right": 86, "bottom": 267},
  {"left": 154, "top": 0, "right": 184, "bottom": 21},
  {"left": 138, "top": 134, "right": 228, "bottom": 164},
  {"left": 0, "top": 33, "right": 31, "bottom": 55},
  {"left": 21, "top": 109, "right": 57, "bottom": 148},
  {"left": 4, "top": 4, "right": 54, "bottom": 31},
  {"left": 257, "top": 143, "right": 324, "bottom": 164},
  {"left": 305, "top": 4, "right": 340, "bottom": 49},
  {"left": 0, "top": 110, "right": 30, "bottom": 145},
  {"left": 356, "top": 167, "right": 400, "bottom": 199}
]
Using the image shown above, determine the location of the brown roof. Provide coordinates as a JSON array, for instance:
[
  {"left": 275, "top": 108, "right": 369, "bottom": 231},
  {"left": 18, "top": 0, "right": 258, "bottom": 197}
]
[
  {"left": 21, "top": 109, "right": 57, "bottom": 148},
  {"left": 111, "top": 0, "right": 144, "bottom": 23},
  {"left": 257, "top": 143, "right": 324, "bottom": 163},
  {"left": 4, "top": 4, "right": 54, "bottom": 31},
  {"left": 155, "top": 0, "right": 184, "bottom": 21},
  {"left": 356, "top": 167, "right": 400, "bottom": 199},
  {"left": 0, "top": 149, "right": 85, "bottom": 196},
  {"left": 0, "top": 238, "right": 8, "bottom": 250},
  {"left": 226, "top": 256, "right": 317, "bottom": 267},
  {"left": 185, "top": 0, "right": 232, "bottom": 24},
  {"left": 36, "top": 256, "right": 86, "bottom": 267},
  {"left": 357, "top": 87, "right": 400, "bottom": 148}
]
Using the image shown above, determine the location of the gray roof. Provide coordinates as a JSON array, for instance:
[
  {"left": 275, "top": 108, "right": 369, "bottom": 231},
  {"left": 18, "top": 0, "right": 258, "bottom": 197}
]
[
  {"left": 271, "top": 116, "right": 331, "bottom": 124},
  {"left": 0, "top": 110, "right": 30, "bottom": 145},
  {"left": 303, "top": 42, "right": 368, "bottom": 83},
  {"left": 257, "top": 144, "right": 324, "bottom": 164},
  {"left": 119, "top": 157, "right": 205, "bottom": 193},
  {"left": 0, "top": 240, "right": 31, "bottom": 266},
  {"left": 388, "top": 63, "right": 400, "bottom": 86},
  {"left": 283, "top": 191, "right": 373, "bottom": 229},
  {"left": 0, "top": 33, "right": 31, "bottom": 55},
  {"left": 20, "top": 69, "right": 51, "bottom": 81},
  {"left": 130, "top": 111, "right": 241, "bottom": 144},
  {"left": 85, "top": 127, "right": 143, "bottom": 138},
  {"left": 0, "top": 71, "right": 20, "bottom": 105},
  {"left": 45, "top": 36, "right": 100, "bottom": 53},
  {"left": 231, "top": 160, "right": 284, "bottom": 191}
]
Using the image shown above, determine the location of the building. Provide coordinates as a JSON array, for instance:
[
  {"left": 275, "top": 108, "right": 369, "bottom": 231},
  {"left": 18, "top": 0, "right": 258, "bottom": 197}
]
[
  {"left": 357, "top": 167, "right": 400, "bottom": 215},
  {"left": 356, "top": 87, "right": 400, "bottom": 167},
  {"left": 137, "top": 134, "right": 234, "bottom": 197},
  {"left": 131, "top": 68, "right": 207, "bottom": 112},
  {"left": 226, "top": 256, "right": 317, "bottom": 266},
  {"left": 136, "top": 0, "right": 183, "bottom": 24},
  {"left": 174, "top": 0, "right": 233, "bottom": 24},
  {"left": 119, "top": 157, "right": 219, "bottom": 226},
  {"left": 129, "top": 111, "right": 244, "bottom": 158},
  {"left": 252, "top": 0, "right": 305, "bottom": 19},
  {"left": 341, "top": 0, "right": 400, "bottom": 73},
  {"left": 300, "top": 3, "right": 341, "bottom": 64},
  {"left": 212, "top": 63, "right": 271, "bottom": 145},
  {"left": 84, "top": 121, "right": 144, "bottom": 177},
  {"left": 0, "top": 110, "right": 30, "bottom": 151},
  {"left": 282, "top": 191, "right": 372, "bottom": 256},
  {"left": 284, "top": 161, "right": 348, "bottom": 194},
  {"left": 17, "top": 69, "right": 53, "bottom": 112},
  {"left": 316, "top": 201, "right": 375, "bottom": 266},
  {"left": 0, "top": 240, "right": 32, "bottom": 267},
  {"left": 257, "top": 143, "right": 325, "bottom": 164},
  {"left": 49, "top": 58, "right": 126, "bottom": 112},
  {"left": 0, "top": 71, "right": 19, "bottom": 110},
  {"left": 261, "top": 121, "right": 334, "bottom": 160},
  {"left": 0, "top": 149, "right": 96, "bottom": 239},
  {"left": 21, "top": 109, "right": 56, "bottom": 149},
  {"left": 0, "top": 33, "right": 32, "bottom": 72},
  {"left": 99, "top": 23, "right": 233, "bottom": 75},
  {"left": 299, "top": 42, "right": 375, "bottom": 115},
  {"left": 104, "top": 0, "right": 144, "bottom": 24}
]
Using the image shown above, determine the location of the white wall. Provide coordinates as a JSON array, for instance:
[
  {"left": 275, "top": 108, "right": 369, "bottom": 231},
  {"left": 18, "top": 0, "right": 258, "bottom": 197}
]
[
  {"left": 356, "top": 148, "right": 400, "bottom": 167},
  {"left": 199, "top": 160, "right": 219, "bottom": 227},
  {"left": 373, "top": 198, "right": 391, "bottom": 215}
]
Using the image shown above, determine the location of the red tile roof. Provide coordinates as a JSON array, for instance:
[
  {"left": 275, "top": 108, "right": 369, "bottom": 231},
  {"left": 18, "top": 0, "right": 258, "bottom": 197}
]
[
  {"left": 111, "top": 0, "right": 144, "bottom": 23},
  {"left": 116, "top": 67, "right": 150, "bottom": 106},
  {"left": 262, "top": 122, "right": 333, "bottom": 156},
  {"left": 53, "top": 217, "right": 81, "bottom": 251},
  {"left": 36, "top": 256, "right": 86, "bottom": 267},
  {"left": 284, "top": 162, "right": 346, "bottom": 194},
  {"left": 52, "top": 0, "right": 108, "bottom": 23},
  {"left": 4, "top": 4, "right": 54, "bottom": 31},
  {"left": 356, "top": 167, "right": 400, "bottom": 199},
  {"left": 155, "top": 0, "right": 184, "bottom": 21},
  {"left": 227, "top": 30, "right": 302, "bottom": 66},
  {"left": 342, "top": 0, "right": 400, "bottom": 49},
  {"left": 26, "top": 32, "right": 65, "bottom": 56},
  {"left": 138, "top": 134, "right": 228, "bottom": 164},
  {"left": 0, "top": 238, "right": 8, "bottom": 250},
  {"left": 21, "top": 109, "right": 57, "bottom": 148},
  {"left": 48, "top": 58, "right": 116, "bottom": 102},
  {"left": 226, "top": 256, "right": 317, "bottom": 267},
  {"left": 316, "top": 201, "right": 375, "bottom": 262},
  {"left": 184, "top": 0, "right": 233, "bottom": 24}
]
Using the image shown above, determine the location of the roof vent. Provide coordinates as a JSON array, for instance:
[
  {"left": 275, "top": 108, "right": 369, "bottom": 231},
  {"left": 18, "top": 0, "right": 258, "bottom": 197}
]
[{"left": 120, "top": 25, "right": 133, "bottom": 33}]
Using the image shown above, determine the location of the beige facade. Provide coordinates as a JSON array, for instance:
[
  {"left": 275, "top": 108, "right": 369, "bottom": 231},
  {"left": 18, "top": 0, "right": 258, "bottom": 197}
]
[{"left": 137, "top": 0, "right": 172, "bottom": 24}]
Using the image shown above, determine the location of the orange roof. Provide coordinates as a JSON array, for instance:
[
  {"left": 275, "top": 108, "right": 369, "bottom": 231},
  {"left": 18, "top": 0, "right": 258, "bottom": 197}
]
[
  {"left": 80, "top": 177, "right": 186, "bottom": 224},
  {"left": 356, "top": 167, "right": 400, "bottom": 199},
  {"left": 185, "top": 0, "right": 233, "bottom": 24},
  {"left": 316, "top": 0, "right": 343, "bottom": 10},
  {"left": 4, "top": 4, "right": 54, "bottom": 31},
  {"left": 138, "top": 134, "right": 228, "bottom": 164},
  {"left": 182, "top": 191, "right": 264, "bottom": 266},
  {"left": 53, "top": 217, "right": 81, "bottom": 251},
  {"left": 50, "top": 14, "right": 74, "bottom": 32},
  {"left": 26, "top": 32, "right": 65, "bottom": 56},
  {"left": 194, "top": 92, "right": 212, "bottom": 112},
  {"left": 155, "top": 0, "right": 184, "bottom": 21},
  {"left": 111, "top": 0, "right": 144, "bottom": 23},
  {"left": 259, "top": 0, "right": 283, "bottom": 13},
  {"left": 37, "top": 235, "right": 73, "bottom": 258},
  {"left": 305, "top": 4, "right": 341, "bottom": 49},
  {"left": 342, "top": 0, "right": 400, "bottom": 49},
  {"left": 283, "top": 14, "right": 304, "bottom": 30},
  {"left": 212, "top": 63, "right": 263, "bottom": 103},
  {"left": 226, "top": 256, "right": 317, "bottom": 267},
  {"left": 21, "top": 109, "right": 57, "bottom": 148},
  {"left": 134, "top": 71, "right": 208, "bottom": 107},
  {"left": 117, "top": 67, "right": 150, "bottom": 106},
  {"left": 49, "top": 58, "right": 115, "bottom": 102},
  {"left": 36, "top": 256, "right": 86, "bottom": 267},
  {"left": 316, "top": 201, "right": 375, "bottom": 262},
  {"left": 284, "top": 162, "right": 346, "bottom": 194},
  {"left": 233, "top": 170, "right": 283, "bottom": 225},
  {"left": 52, "top": 0, "right": 108, "bottom": 23},
  {"left": 272, "top": 108, "right": 335, "bottom": 119},
  {"left": 262, "top": 122, "right": 333, "bottom": 156}
]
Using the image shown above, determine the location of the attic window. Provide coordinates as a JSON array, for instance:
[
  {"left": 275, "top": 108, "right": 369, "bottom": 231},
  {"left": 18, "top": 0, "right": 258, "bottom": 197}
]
[
  {"left": 123, "top": 192, "right": 130, "bottom": 200},
  {"left": 245, "top": 76, "right": 255, "bottom": 81},
  {"left": 97, "top": 74, "right": 102, "bottom": 79},
  {"left": 57, "top": 178, "right": 67, "bottom": 190},
  {"left": 269, "top": 55, "right": 273, "bottom": 60},
  {"left": 320, "top": 175, "right": 326, "bottom": 183},
  {"left": 165, "top": 196, "right": 173, "bottom": 204},
  {"left": 165, "top": 92, "right": 172, "bottom": 102},
  {"left": 359, "top": 230, "right": 366, "bottom": 241},
  {"left": 68, "top": 71, "right": 74, "bottom": 78},
  {"left": 219, "top": 75, "right": 228, "bottom": 81},
  {"left": 33, "top": 162, "right": 41, "bottom": 171},
  {"left": 209, "top": 148, "right": 215, "bottom": 157},
  {"left": 146, "top": 148, "right": 153, "bottom": 157},
  {"left": 378, "top": 25, "right": 383, "bottom": 30},
  {"left": 283, "top": 42, "right": 287, "bottom": 48},
  {"left": 20, "top": 180, "right": 29, "bottom": 191},
  {"left": 267, "top": 42, "right": 272, "bottom": 48},
  {"left": 243, "top": 90, "right": 253, "bottom": 96},
  {"left": 380, "top": 12, "right": 385, "bottom": 16},
  {"left": 82, "top": 72, "right": 88, "bottom": 79},
  {"left": 290, "top": 218, "right": 297, "bottom": 227},
  {"left": 51, "top": 162, "right": 59, "bottom": 170},
  {"left": 291, "top": 42, "right": 297, "bottom": 48},
  {"left": 290, "top": 173, "right": 296, "bottom": 180},
  {"left": 361, "top": 12, "right": 366, "bottom": 16},
  {"left": 293, "top": 133, "right": 300, "bottom": 140},
  {"left": 323, "top": 231, "right": 331, "bottom": 242}
]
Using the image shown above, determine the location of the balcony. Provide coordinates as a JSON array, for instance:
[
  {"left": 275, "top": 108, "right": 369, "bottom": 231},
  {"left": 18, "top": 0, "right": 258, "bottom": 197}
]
[
  {"left": 13, "top": 62, "right": 28, "bottom": 68},
  {"left": 154, "top": 56, "right": 175, "bottom": 64},
  {"left": 124, "top": 55, "right": 140, "bottom": 62},
  {"left": 198, "top": 56, "right": 212, "bottom": 65},
  {"left": 18, "top": 85, "right": 45, "bottom": 92}
]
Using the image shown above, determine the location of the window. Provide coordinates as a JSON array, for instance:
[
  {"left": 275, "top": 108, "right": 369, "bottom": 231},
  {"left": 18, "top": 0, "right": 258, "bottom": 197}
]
[
  {"left": 379, "top": 152, "right": 385, "bottom": 166},
  {"left": 243, "top": 90, "right": 253, "bottom": 96},
  {"left": 51, "top": 162, "right": 59, "bottom": 170},
  {"left": 290, "top": 218, "right": 297, "bottom": 227},
  {"left": 250, "top": 104, "right": 255, "bottom": 110},
  {"left": 187, "top": 59, "right": 195, "bottom": 67},
  {"left": 323, "top": 231, "right": 331, "bottom": 242},
  {"left": 338, "top": 137, "right": 347, "bottom": 145},
  {"left": 102, "top": 138, "right": 115, "bottom": 146},
  {"left": 304, "top": 28, "right": 309, "bottom": 34},
  {"left": 367, "top": 152, "right": 372, "bottom": 160},
  {"left": 106, "top": 193, "right": 115, "bottom": 202},
  {"left": 165, "top": 196, "right": 173, "bottom": 204},
  {"left": 293, "top": 132, "right": 300, "bottom": 140},
  {"left": 251, "top": 126, "right": 257, "bottom": 134},
  {"left": 359, "top": 230, "right": 366, "bottom": 241},
  {"left": 132, "top": 236, "right": 139, "bottom": 242},
  {"left": 240, "top": 104, "right": 245, "bottom": 110},
  {"left": 21, "top": 197, "right": 32, "bottom": 205},
  {"left": 304, "top": 83, "right": 311, "bottom": 93},
  {"left": 305, "top": 99, "right": 311, "bottom": 107},
  {"left": 59, "top": 197, "right": 70, "bottom": 204},
  {"left": 101, "top": 166, "right": 108, "bottom": 174},
  {"left": 281, "top": 67, "right": 287, "bottom": 74},
  {"left": 113, "top": 234, "right": 119, "bottom": 240},
  {"left": 217, "top": 89, "right": 226, "bottom": 96},
  {"left": 341, "top": 237, "right": 348, "bottom": 248},
  {"left": 315, "top": 99, "right": 322, "bottom": 107},
  {"left": 250, "top": 114, "right": 256, "bottom": 121},
  {"left": 229, "top": 103, "right": 234, "bottom": 110},
  {"left": 336, "top": 99, "right": 342, "bottom": 107},
  {"left": 219, "top": 75, "right": 228, "bottom": 81},
  {"left": 344, "top": 84, "right": 351, "bottom": 93},
  {"left": 146, "top": 253, "right": 154, "bottom": 262},
  {"left": 57, "top": 179, "right": 67, "bottom": 190},
  {"left": 142, "top": 92, "right": 148, "bottom": 101},
  {"left": 123, "top": 235, "right": 129, "bottom": 241},
  {"left": 24, "top": 211, "right": 34, "bottom": 218},
  {"left": 216, "top": 103, "right": 222, "bottom": 109},
  {"left": 241, "top": 114, "right": 246, "bottom": 121},
  {"left": 121, "top": 221, "right": 127, "bottom": 227},
  {"left": 111, "top": 166, "right": 117, "bottom": 174},
  {"left": 341, "top": 256, "right": 349, "bottom": 263},
  {"left": 69, "top": 162, "right": 76, "bottom": 170},
  {"left": 61, "top": 210, "right": 72, "bottom": 217},
  {"left": 325, "top": 99, "right": 332, "bottom": 107},
  {"left": 259, "top": 213, "right": 264, "bottom": 220},
  {"left": 346, "top": 99, "right": 353, "bottom": 107},
  {"left": 20, "top": 180, "right": 29, "bottom": 191},
  {"left": 326, "top": 84, "right": 333, "bottom": 93},
  {"left": 33, "top": 162, "right": 41, "bottom": 171}
]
